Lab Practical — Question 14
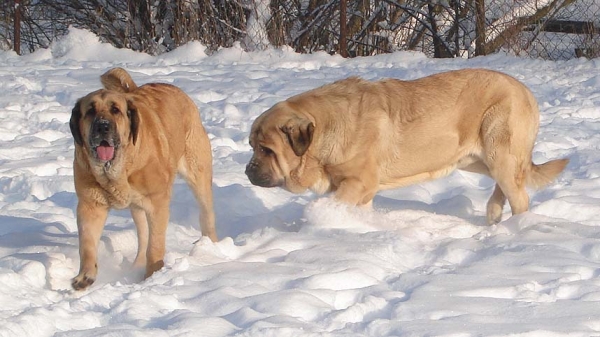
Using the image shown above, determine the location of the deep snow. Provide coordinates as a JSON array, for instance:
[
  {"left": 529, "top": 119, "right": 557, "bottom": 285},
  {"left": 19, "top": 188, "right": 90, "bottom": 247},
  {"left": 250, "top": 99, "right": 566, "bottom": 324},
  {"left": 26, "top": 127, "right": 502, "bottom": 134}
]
[{"left": 0, "top": 28, "right": 598, "bottom": 336}]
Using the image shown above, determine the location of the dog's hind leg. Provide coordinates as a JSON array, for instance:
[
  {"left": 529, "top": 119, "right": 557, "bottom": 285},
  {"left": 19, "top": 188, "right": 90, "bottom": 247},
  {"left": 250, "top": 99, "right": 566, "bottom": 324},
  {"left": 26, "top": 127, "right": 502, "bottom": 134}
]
[
  {"left": 145, "top": 193, "right": 171, "bottom": 279},
  {"left": 459, "top": 160, "right": 506, "bottom": 224},
  {"left": 481, "top": 109, "right": 533, "bottom": 222},
  {"left": 179, "top": 129, "right": 217, "bottom": 242},
  {"left": 486, "top": 184, "right": 507, "bottom": 224},
  {"left": 489, "top": 155, "right": 530, "bottom": 217}
]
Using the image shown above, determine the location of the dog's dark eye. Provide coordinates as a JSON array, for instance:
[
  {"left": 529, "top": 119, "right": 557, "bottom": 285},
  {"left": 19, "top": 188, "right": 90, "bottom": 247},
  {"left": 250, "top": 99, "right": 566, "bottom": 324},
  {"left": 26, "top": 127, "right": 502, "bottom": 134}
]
[
  {"left": 260, "top": 146, "right": 273, "bottom": 156},
  {"left": 111, "top": 105, "right": 120, "bottom": 115}
]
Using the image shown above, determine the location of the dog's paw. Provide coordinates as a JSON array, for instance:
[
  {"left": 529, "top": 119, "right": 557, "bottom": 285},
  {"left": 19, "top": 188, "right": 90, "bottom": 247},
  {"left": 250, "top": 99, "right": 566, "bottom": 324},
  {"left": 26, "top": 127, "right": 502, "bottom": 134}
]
[
  {"left": 144, "top": 260, "right": 165, "bottom": 279},
  {"left": 72, "top": 273, "right": 96, "bottom": 290},
  {"left": 486, "top": 200, "right": 504, "bottom": 225}
]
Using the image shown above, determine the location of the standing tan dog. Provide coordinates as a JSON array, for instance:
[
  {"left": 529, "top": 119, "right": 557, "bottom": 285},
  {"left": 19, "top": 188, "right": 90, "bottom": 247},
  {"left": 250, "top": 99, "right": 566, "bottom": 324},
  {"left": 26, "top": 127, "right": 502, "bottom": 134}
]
[
  {"left": 69, "top": 68, "right": 216, "bottom": 290},
  {"left": 246, "top": 69, "right": 568, "bottom": 223}
]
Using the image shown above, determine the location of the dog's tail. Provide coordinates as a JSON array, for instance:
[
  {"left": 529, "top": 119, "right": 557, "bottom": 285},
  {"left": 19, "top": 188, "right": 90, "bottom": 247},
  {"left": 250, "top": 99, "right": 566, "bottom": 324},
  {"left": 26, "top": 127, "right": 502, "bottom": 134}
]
[
  {"left": 100, "top": 68, "right": 138, "bottom": 93},
  {"left": 527, "top": 158, "right": 569, "bottom": 189}
]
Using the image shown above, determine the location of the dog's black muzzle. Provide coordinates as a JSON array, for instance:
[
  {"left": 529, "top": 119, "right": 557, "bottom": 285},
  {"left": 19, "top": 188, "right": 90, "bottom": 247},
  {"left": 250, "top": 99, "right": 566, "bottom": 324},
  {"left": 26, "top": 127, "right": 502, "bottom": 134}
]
[
  {"left": 93, "top": 118, "right": 112, "bottom": 135},
  {"left": 245, "top": 160, "right": 280, "bottom": 187},
  {"left": 88, "top": 117, "right": 120, "bottom": 164},
  {"left": 89, "top": 118, "right": 117, "bottom": 147}
]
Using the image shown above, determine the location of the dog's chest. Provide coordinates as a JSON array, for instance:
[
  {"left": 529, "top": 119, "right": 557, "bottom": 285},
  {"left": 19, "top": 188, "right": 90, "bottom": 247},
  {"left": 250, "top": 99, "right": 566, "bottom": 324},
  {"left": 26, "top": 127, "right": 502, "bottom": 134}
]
[
  {"left": 97, "top": 183, "right": 148, "bottom": 211},
  {"left": 95, "top": 179, "right": 132, "bottom": 209},
  {"left": 90, "top": 161, "right": 154, "bottom": 211},
  {"left": 90, "top": 172, "right": 134, "bottom": 211}
]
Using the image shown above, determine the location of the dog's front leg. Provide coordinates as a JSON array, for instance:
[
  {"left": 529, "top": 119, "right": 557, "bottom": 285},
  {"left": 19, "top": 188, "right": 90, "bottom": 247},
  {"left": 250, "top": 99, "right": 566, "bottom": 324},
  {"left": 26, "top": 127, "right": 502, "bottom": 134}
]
[
  {"left": 72, "top": 201, "right": 109, "bottom": 290},
  {"left": 334, "top": 177, "right": 378, "bottom": 206},
  {"left": 144, "top": 194, "right": 170, "bottom": 279},
  {"left": 130, "top": 206, "right": 149, "bottom": 267}
]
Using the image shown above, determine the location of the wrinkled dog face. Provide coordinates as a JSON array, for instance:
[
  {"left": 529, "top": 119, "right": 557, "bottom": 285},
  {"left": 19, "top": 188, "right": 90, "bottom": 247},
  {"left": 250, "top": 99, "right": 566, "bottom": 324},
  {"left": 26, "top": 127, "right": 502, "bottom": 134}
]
[
  {"left": 245, "top": 113, "right": 289, "bottom": 188},
  {"left": 70, "top": 90, "right": 139, "bottom": 167},
  {"left": 245, "top": 103, "right": 314, "bottom": 192}
]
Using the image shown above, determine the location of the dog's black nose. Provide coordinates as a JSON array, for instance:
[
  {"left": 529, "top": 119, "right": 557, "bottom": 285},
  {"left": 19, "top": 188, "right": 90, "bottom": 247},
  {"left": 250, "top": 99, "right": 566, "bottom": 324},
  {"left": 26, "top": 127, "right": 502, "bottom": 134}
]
[
  {"left": 245, "top": 162, "right": 257, "bottom": 174},
  {"left": 94, "top": 119, "right": 111, "bottom": 134},
  {"left": 245, "top": 162, "right": 277, "bottom": 187}
]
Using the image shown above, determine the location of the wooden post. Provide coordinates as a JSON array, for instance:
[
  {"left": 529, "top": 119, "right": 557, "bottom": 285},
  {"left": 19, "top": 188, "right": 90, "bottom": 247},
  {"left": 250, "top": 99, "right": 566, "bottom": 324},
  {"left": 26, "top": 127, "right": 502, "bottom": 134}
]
[
  {"left": 454, "top": 0, "right": 460, "bottom": 57},
  {"left": 14, "top": 0, "right": 21, "bottom": 55},
  {"left": 427, "top": 3, "right": 442, "bottom": 58},
  {"left": 339, "top": 0, "right": 348, "bottom": 57},
  {"left": 475, "top": 0, "right": 485, "bottom": 56}
]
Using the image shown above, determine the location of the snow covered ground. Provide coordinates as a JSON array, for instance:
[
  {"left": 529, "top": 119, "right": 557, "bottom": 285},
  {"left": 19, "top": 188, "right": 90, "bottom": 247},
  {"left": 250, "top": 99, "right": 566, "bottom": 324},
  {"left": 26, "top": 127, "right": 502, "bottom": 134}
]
[{"left": 0, "top": 28, "right": 598, "bottom": 336}]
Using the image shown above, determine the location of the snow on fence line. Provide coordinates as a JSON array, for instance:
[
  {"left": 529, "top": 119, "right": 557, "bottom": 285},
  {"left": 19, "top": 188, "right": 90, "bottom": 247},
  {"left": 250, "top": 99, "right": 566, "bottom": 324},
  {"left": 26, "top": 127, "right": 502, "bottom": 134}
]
[{"left": 1, "top": 0, "right": 599, "bottom": 60}]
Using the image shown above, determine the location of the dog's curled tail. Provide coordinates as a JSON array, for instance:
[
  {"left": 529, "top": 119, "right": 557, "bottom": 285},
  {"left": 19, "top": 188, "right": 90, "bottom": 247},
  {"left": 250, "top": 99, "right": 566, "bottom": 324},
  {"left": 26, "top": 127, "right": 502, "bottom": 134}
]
[
  {"left": 527, "top": 158, "right": 569, "bottom": 189},
  {"left": 100, "top": 67, "right": 138, "bottom": 93}
]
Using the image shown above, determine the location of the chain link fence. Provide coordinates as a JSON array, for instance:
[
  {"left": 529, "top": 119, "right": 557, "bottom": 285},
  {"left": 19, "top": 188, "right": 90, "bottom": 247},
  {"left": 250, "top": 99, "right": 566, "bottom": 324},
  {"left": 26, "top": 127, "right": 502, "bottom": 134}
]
[{"left": 1, "top": 0, "right": 599, "bottom": 60}]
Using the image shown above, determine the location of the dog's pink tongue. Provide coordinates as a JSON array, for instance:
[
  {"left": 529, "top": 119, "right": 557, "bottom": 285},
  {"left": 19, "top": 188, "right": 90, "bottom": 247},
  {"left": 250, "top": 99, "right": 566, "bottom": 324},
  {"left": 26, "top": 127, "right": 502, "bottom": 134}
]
[{"left": 96, "top": 145, "right": 115, "bottom": 161}]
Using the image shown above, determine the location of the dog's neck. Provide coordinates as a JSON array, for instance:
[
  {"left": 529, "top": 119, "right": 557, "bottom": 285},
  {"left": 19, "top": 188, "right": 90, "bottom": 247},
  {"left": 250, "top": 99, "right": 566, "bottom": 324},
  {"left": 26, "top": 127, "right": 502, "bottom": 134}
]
[{"left": 288, "top": 154, "right": 331, "bottom": 194}]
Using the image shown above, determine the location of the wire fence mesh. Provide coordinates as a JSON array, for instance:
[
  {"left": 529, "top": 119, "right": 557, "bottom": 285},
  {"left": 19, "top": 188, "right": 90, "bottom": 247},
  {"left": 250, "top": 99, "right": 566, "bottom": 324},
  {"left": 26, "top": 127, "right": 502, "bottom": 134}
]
[{"left": 1, "top": 0, "right": 599, "bottom": 60}]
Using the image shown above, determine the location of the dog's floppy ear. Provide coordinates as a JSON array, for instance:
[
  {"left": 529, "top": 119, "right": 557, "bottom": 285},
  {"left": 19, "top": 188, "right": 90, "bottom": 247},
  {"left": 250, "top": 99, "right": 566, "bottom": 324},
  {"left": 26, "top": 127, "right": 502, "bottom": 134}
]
[
  {"left": 69, "top": 100, "right": 84, "bottom": 146},
  {"left": 281, "top": 117, "right": 315, "bottom": 156},
  {"left": 127, "top": 100, "right": 140, "bottom": 145}
]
